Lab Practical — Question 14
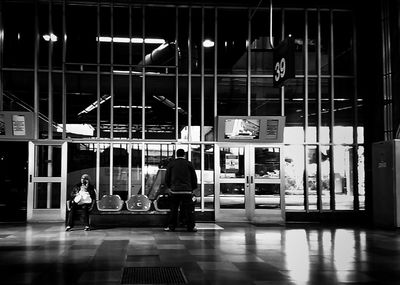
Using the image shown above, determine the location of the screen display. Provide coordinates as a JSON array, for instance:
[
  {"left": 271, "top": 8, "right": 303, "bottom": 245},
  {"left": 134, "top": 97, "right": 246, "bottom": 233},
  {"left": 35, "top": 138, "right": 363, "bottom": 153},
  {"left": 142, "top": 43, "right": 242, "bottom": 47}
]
[{"left": 224, "top": 119, "right": 260, "bottom": 139}]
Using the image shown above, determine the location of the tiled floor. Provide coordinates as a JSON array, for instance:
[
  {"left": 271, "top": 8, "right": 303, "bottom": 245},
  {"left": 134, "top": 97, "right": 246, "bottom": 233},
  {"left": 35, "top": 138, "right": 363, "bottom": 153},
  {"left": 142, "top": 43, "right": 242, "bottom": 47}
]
[{"left": 0, "top": 222, "right": 400, "bottom": 285}]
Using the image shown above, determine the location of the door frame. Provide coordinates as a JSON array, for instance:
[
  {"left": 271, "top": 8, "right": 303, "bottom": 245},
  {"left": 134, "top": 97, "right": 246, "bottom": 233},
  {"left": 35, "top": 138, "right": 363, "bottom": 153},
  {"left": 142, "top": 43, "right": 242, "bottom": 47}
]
[
  {"left": 27, "top": 141, "right": 68, "bottom": 222},
  {"left": 215, "top": 143, "right": 285, "bottom": 224}
]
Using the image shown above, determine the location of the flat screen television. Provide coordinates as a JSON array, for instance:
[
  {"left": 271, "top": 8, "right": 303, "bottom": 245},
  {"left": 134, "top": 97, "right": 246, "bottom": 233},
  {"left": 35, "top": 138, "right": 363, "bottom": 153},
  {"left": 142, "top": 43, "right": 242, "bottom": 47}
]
[{"left": 217, "top": 116, "right": 285, "bottom": 143}]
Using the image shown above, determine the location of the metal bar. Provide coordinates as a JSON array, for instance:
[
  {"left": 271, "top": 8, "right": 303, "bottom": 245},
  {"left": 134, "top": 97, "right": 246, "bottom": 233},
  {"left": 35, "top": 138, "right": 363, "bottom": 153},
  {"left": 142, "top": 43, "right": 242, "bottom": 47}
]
[
  {"left": 317, "top": 8, "right": 322, "bottom": 211},
  {"left": 329, "top": 9, "right": 336, "bottom": 210},
  {"left": 188, "top": 7, "right": 192, "bottom": 141},
  {"left": 304, "top": 9, "right": 309, "bottom": 212},
  {"left": 62, "top": 0, "right": 67, "bottom": 139}
]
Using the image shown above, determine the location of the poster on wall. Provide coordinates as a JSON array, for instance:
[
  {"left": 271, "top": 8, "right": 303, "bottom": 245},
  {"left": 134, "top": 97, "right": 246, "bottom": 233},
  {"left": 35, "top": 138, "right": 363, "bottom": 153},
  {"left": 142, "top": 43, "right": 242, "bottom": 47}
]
[
  {"left": 225, "top": 154, "right": 239, "bottom": 173},
  {"left": 12, "top": 115, "right": 26, "bottom": 136},
  {"left": 0, "top": 114, "right": 5, "bottom": 135}
]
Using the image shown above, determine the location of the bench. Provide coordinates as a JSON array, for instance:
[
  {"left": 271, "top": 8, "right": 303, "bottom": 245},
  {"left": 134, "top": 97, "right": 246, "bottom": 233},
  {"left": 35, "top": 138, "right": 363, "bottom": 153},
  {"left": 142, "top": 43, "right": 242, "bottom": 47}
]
[{"left": 89, "top": 194, "right": 170, "bottom": 227}]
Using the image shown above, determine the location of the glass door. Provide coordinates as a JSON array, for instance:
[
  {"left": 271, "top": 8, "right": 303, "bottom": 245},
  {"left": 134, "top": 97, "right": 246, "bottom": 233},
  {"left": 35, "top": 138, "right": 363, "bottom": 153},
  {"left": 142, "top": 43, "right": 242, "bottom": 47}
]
[
  {"left": 249, "top": 146, "right": 285, "bottom": 223},
  {"left": 216, "top": 145, "right": 248, "bottom": 222},
  {"left": 27, "top": 141, "right": 67, "bottom": 222},
  {"left": 215, "top": 144, "right": 285, "bottom": 223}
]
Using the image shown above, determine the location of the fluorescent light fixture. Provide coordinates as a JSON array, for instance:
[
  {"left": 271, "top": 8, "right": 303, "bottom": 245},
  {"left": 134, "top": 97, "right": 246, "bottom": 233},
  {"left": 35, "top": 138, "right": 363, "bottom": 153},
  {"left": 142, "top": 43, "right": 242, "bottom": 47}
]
[
  {"left": 114, "top": 105, "right": 151, "bottom": 109},
  {"left": 43, "top": 33, "right": 58, "bottom": 42},
  {"left": 78, "top": 94, "right": 111, "bottom": 116},
  {"left": 97, "top": 36, "right": 165, "bottom": 44},
  {"left": 203, "top": 39, "right": 214, "bottom": 48}
]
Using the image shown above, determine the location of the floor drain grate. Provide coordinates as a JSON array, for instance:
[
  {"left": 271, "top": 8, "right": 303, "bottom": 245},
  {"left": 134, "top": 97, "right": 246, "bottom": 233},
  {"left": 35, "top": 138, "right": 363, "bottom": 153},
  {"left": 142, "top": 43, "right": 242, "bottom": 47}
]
[{"left": 121, "top": 267, "right": 187, "bottom": 284}]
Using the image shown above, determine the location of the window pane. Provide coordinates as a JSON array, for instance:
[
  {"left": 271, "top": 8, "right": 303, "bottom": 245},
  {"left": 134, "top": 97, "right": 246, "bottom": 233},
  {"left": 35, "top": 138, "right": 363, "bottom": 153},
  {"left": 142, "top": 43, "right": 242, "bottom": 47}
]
[
  {"left": 145, "top": 76, "right": 176, "bottom": 139},
  {"left": 284, "top": 145, "right": 305, "bottom": 211},
  {"left": 251, "top": 78, "right": 281, "bottom": 116},
  {"left": 333, "top": 145, "right": 353, "bottom": 210},
  {"left": 217, "top": 9, "right": 248, "bottom": 74},
  {"left": 3, "top": 2, "right": 35, "bottom": 68},
  {"left": 333, "top": 78, "right": 354, "bottom": 144},
  {"left": 217, "top": 77, "right": 247, "bottom": 116},
  {"left": 333, "top": 12, "right": 354, "bottom": 76}
]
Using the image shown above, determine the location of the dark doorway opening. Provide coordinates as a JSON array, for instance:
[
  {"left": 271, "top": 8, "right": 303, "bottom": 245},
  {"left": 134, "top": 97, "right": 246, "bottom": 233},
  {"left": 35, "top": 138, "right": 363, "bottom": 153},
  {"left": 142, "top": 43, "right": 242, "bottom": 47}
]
[{"left": 0, "top": 142, "right": 28, "bottom": 222}]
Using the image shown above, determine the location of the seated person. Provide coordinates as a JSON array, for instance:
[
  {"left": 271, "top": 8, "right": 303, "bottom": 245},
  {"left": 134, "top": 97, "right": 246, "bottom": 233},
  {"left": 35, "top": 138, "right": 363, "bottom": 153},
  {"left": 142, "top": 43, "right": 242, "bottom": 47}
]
[{"left": 66, "top": 174, "right": 96, "bottom": 231}]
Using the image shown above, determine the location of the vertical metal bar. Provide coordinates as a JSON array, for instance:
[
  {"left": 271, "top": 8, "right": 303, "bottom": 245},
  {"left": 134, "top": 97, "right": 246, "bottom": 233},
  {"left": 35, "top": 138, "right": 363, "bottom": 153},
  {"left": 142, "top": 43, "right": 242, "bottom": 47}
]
[
  {"left": 96, "top": 1, "right": 100, "bottom": 139},
  {"left": 110, "top": 2, "right": 114, "bottom": 139},
  {"left": 201, "top": 7, "right": 205, "bottom": 142},
  {"left": 142, "top": 6, "right": 145, "bottom": 140},
  {"left": 280, "top": 8, "right": 285, "bottom": 116},
  {"left": 0, "top": 0, "right": 3, "bottom": 111},
  {"left": 247, "top": 8, "right": 251, "bottom": 116},
  {"left": 201, "top": 7, "right": 205, "bottom": 211},
  {"left": 175, "top": 7, "right": 179, "bottom": 140},
  {"left": 188, "top": 7, "right": 192, "bottom": 141},
  {"left": 214, "top": 8, "right": 217, "bottom": 136},
  {"left": 329, "top": 9, "right": 336, "bottom": 210},
  {"left": 128, "top": 4, "right": 132, "bottom": 140},
  {"left": 304, "top": 9, "right": 309, "bottom": 212},
  {"left": 352, "top": 11, "right": 359, "bottom": 210},
  {"left": 48, "top": 0, "right": 53, "bottom": 140},
  {"left": 96, "top": 2, "right": 101, "bottom": 198},
  {"left": 109, "top": 4, "right": 114, "bottom": 194},
  {"left": 34, "top": 0, "right": 39, "bottom": 140},
  {"left": 96, "top": 142, "right": 100, "bottom": 200},
  {"left": 316, "top": 8, "right": 322, "bottom": 211},
  {"left": 62, "top": 0, "right": 66, "bottom": 140},
  {"left": 47, "top": 0, "right": 54, "bottom": 209},
  {"left": 128, "top": 4, "right": 132, "bottom": 197}
]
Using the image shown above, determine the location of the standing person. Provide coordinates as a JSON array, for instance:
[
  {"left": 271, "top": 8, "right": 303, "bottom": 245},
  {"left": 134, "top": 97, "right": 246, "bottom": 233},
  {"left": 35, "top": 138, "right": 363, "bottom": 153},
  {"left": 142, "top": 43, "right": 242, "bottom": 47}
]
[
  {"left": 164, "top": 149, "right": 198, "bottom": 232},
  {"left": 66, "top": 173, "right": 96, "bottom": 231}
]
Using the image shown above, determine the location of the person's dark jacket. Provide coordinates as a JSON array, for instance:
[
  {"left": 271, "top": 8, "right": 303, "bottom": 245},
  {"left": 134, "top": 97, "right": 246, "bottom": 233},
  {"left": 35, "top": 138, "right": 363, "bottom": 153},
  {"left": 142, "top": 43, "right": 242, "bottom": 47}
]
[
  {"left": 70, "top": 183, "right": 96, "bottom": 208},
  {"left": 165, "top": 157, "right": 198, "bottom": 194}
]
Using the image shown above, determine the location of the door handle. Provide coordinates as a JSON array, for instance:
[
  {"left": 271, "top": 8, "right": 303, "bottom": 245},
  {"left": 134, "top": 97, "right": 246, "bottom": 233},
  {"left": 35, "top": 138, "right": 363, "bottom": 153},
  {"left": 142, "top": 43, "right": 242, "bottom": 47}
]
[
  {"left": 251, "top": 176, "right": 254, "bottom": 184},
  {"left": 30, "top": 175, "right": 32, "bottom": 183},
  {"left": 246, "top": 176, "right": 249, "bottom": 184}
]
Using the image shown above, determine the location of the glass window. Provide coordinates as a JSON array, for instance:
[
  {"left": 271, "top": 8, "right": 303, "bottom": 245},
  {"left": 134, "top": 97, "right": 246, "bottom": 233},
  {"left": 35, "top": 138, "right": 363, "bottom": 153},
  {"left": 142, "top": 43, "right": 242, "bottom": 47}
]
[
  {"left": 112, "top": 144, "right": 129, "bottom": 200},
  {"left": 3, "top": 71, "right": 34, "bottom": 112},
  {"left": 320, "top": 11, "right": 331, "bottom": 76},
  {"left": 333, "top": 78, "right": 354, "bottom": 144},
  {"left": 3, "top": 2, "right": 35, "bottom": 68},
  {"left": 307, "top": 145, "right": 318, "bottom": 210},
  {"left": 250, "top": 8, "right": 280, "bottom": 75},
  {"left": 321, "top": 77, "right": 331, "bottom": 143},
  {"left": 333, "top": 11, "right": 354, "bottom": 76},
  {"left": 251, "top": 77, "right": 281, "bottom": 116},
  {"left": 217, "top": 76, "right": 247, "bottom": 116},
  {"left": 217, "top": 9, "right": 248, "bottom": 74},
  {"left": 130, "top": 144, "right": 142, "bottom": 196},
  {"left": 204, "top": 144, "right": 215, "bottom": 210},
  {"left": 66, "top": 5, "right": 97, "bottom": 64},
  {"left": 333, "top": 145, "right": 354, "bottom": 210},
  {"left": 145, "top": 76, "right": 176, "bottom": 139},
  {"left": 320, "top": 145, "right": 331, "bottom": 210},
  {"left": 285, "top": 10, "right": 305, "bottom": 75},
  {"left": 144, "top": 144, "right": 174, "bottom": 200},
  {"left": 283, "top": 78, "right": 305, "bottom": 143},
  {"left": 284, "top": 145, "right": 305, "bottom": 211},
  {"left": 67, "top": 143, "right": 97, "bottom": 198}
]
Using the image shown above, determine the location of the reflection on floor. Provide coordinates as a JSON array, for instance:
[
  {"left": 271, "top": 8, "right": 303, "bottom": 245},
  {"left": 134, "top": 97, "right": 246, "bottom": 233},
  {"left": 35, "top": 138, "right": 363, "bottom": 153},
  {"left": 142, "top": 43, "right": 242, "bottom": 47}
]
[{"left": 0, "top": 222, "right": 400, "bottom": 284}]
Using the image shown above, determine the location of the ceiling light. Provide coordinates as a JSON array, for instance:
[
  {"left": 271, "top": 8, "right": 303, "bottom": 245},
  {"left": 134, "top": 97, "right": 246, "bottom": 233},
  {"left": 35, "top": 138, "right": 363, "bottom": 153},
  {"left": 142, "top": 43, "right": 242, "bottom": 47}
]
[
  {"left": 43, "top": 33, "right": 58, "bottom": 42},
  {"left": 97, "top": 36, "right": 165, "bottom": 44},
  {"left": 203, "top": 39, "right": 214, "bottom": 48}
]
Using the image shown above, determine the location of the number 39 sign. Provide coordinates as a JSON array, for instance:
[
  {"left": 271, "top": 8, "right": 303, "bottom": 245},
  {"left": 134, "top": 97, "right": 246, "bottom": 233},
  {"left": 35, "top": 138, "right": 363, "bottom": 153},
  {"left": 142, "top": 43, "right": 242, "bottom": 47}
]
[{"left": 273, "top": 37, "right": 295, "bottom": 87}]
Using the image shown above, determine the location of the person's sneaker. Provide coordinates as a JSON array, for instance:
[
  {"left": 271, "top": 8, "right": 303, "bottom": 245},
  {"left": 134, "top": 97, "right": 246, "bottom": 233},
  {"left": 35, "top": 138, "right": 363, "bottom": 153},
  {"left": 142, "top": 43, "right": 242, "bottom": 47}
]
[
  {"left": 187, "top": 227, "right": 198, "bottom": 232},
  {"left": 164, "top": 227, "right": 175, "bottom": 232},
  {"left": 84, "top": 226, "right": 91, "bottom": 231},
  {"left": 65, "top": 226, "right": 72, "bottom": 232}
]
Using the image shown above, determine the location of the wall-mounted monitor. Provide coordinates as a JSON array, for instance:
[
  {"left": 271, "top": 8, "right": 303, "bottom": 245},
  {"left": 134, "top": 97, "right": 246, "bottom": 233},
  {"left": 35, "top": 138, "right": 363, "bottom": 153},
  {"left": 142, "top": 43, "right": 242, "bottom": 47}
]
[{"left": 217, "top": 116, "right": 285, "bottom": 143}]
